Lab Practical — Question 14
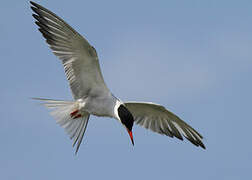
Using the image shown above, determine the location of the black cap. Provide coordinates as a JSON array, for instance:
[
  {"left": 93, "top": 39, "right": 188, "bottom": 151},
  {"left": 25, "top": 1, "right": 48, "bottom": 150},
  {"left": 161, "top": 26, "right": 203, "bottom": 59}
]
[{"left": 118, "top": 105, "right": 134, "bottom": 131}]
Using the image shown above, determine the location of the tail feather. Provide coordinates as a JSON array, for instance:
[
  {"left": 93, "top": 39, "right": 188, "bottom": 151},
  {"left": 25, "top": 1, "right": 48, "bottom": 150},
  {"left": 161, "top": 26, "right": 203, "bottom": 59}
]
[
  {"left": 32, "top": 98, "right": 74, "bottom": 108},
  {"left": 33, "top": 98, "right": 90, "bottom": 154}
]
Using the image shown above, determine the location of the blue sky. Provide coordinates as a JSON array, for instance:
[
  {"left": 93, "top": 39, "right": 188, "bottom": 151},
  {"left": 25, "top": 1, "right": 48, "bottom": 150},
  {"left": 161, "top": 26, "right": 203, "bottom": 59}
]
[{"left": 1, "top": 0, "right": 252, "bottom": 179}]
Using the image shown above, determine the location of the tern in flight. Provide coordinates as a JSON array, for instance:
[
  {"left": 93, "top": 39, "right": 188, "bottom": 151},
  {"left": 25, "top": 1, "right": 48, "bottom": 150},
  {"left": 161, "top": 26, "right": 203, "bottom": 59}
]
[{"left": 30, "top": 1, "right": 205, "bottom": 154}]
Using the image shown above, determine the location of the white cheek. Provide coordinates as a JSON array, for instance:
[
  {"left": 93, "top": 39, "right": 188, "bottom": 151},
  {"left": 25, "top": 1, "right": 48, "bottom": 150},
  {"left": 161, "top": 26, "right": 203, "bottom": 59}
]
[{"left": 114, "top": 100, "right": 122, "bottom": 121}]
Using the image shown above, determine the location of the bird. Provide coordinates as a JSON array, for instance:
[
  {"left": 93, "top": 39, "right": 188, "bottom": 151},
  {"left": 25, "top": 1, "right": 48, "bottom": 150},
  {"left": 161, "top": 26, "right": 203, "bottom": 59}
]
[{"left": 30, "top": 1, "right": 205, "bottom": 154}]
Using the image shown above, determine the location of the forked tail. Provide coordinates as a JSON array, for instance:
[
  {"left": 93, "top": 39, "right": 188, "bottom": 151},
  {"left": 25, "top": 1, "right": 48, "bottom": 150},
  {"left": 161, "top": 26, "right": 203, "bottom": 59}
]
[{"left": 33, "top": 98, "right": 90, "bottom": 154}]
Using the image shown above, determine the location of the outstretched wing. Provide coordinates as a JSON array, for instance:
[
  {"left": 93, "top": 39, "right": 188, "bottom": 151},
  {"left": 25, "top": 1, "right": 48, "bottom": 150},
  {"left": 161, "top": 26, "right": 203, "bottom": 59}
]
[
  {"left": 30, "top": 1, "right": 109, "bottom": 100},
  {"left": 124, "top": 102, "right": 205, "bottom": 149}
]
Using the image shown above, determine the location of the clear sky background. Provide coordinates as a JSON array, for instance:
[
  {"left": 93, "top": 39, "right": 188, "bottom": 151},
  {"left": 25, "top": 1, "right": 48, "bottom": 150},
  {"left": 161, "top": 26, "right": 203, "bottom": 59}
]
[{"left": 1, "top": 0, "right": 252, "bottom": 179}]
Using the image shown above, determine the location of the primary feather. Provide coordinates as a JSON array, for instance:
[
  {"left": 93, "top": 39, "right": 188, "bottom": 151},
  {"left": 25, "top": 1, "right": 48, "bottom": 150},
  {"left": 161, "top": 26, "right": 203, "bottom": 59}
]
[
  {"left": 125, "top": 102, "right": 205, "bottom": 149},
  {"left": 30, "top": 1, "right": 109, "bottom": 100}
]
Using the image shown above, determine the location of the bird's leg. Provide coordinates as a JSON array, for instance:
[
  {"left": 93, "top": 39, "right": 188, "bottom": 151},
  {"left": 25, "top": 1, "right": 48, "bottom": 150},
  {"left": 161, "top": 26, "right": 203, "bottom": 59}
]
[
  {"left": 70, "top": 109, "right": 83, "bottom": 119},
  {"left": 70, "top": 109, "right": 79, "bottom": 117},
  {"left": 70, "top": 99, "right": 86, "bottom": 119}
]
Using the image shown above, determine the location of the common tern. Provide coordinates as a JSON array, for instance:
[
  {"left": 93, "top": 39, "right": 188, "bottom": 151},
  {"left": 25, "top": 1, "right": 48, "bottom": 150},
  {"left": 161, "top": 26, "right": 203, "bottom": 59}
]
[{"left": 30, "top": 1, "right": 205, "bottom": 154}]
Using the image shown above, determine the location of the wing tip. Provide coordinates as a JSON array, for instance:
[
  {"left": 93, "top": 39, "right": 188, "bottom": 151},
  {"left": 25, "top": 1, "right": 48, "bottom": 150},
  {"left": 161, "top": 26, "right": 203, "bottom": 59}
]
[
  {"left": 201, "top": 144, "right": 206, "bottom": 149},
  {"left": 185, "top": 135, "right": 206, "bottom": 149},
  {"left": 30, "top": 1, "right": 35, "bottom": 6},
  {"left": 30, "top": 1, "right": 41, "bottom": 9},
  {"left": 198, "top": 138, "right": 206, "bottom": 149}
]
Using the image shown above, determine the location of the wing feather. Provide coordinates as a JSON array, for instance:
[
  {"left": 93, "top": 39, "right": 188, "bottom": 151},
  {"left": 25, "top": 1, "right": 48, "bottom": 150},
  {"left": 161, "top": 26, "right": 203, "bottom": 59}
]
[
  {"left": 30, "top": 1, "right": 109, "bottom": 99},
  {"left": 124, "top": 102, "right": 205, "bottom": 149}
]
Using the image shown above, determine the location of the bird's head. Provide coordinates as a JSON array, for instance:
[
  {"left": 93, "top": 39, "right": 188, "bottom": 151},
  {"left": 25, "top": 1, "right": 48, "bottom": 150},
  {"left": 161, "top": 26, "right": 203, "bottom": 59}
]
[{"left": 117, "top": 104, "right": 134, "bottom": 145}]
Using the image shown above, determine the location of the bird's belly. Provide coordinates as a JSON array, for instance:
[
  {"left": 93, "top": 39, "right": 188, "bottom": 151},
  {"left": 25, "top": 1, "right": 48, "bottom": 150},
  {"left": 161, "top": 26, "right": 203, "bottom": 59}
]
[
  {"left": 83, "top": 97, "right": 114, "bottom": 118},
  {"left": 86, "top": 107, "right": 112, "bottom": 117}
]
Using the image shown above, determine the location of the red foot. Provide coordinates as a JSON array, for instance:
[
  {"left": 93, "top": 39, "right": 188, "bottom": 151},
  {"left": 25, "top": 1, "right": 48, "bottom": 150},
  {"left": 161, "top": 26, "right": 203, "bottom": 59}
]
[{"left": 70, "top": 110, "right": 79, "bottom": 117}]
